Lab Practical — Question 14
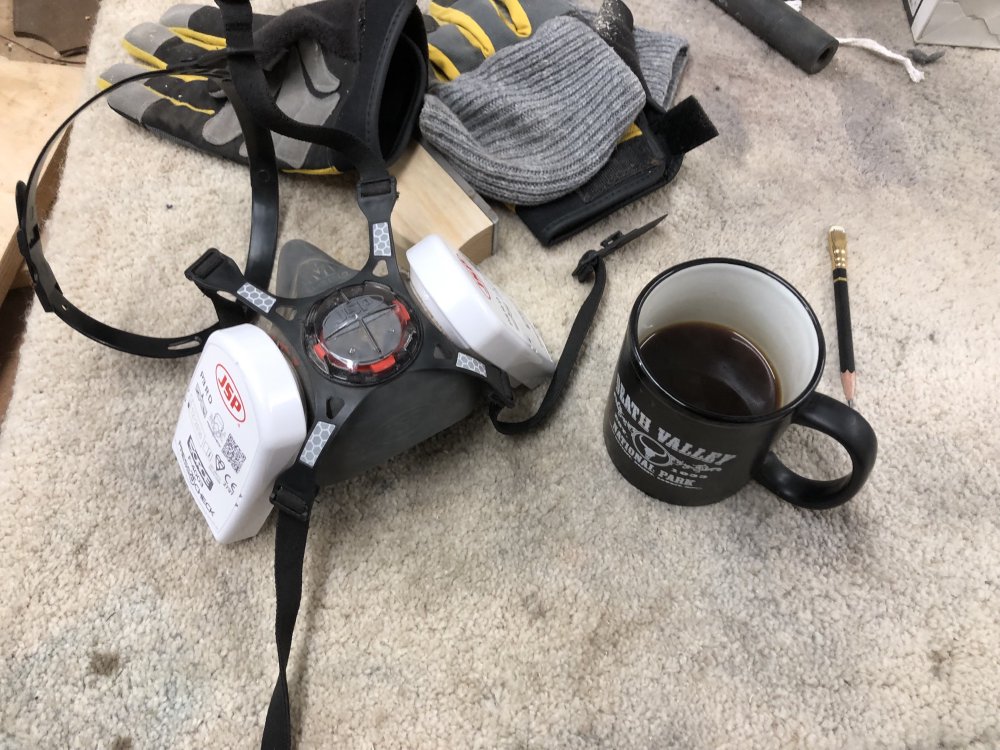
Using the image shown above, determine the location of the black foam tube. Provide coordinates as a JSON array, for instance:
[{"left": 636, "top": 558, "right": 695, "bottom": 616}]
[{"left": 708, "top": 0, "right": 839, "bottom": 74}]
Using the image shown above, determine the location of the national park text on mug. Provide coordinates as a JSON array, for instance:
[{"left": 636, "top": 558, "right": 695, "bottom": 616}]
[{"left": 610, "top": 373, "right": 736, "bottom": 490}]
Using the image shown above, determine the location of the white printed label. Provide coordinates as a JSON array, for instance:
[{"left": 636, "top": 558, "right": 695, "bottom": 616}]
[{"left": 173, "top": 356, "right": 259, "bottom": 536}]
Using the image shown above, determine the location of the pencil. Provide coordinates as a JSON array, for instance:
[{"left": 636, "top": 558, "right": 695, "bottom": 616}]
[{"left": 828, "top": 226, "right": 855, "bottom": 408}]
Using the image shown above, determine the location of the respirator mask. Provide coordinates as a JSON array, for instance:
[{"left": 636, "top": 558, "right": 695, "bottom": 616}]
[
  {"left": 15, "top": 0, "right": 669, "bottom": 744},
  {"left": 176, "top": 220, "right": 560, "bottom": 543}
]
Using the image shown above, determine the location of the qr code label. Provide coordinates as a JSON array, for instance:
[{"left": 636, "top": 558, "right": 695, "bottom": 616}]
[{"left": 222, "top": 434, "right": 246, "bottom": 473}]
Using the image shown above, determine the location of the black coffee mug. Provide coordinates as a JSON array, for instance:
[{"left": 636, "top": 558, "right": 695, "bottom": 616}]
[{"left": 604, "top": 258, "right": 877, "bottom": 510}]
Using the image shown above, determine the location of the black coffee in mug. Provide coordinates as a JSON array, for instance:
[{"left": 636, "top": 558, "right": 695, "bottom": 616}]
[
  {"left": 639, "top": 322, "right": 781, "bottom": 418},
  {"left": 604, "top": 258, "right": 877, "bottom": 510}
]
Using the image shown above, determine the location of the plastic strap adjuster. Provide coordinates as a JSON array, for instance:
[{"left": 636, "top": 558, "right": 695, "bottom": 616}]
[
  {"left": 357, "top": 176, "right": 398, "bottom": 227},
  {"left": 184, "top": 248, "right": 258, "bottom": 326},
  {"left": 573, "top": 214, "right": 668, "bottom": 282},
  {"left": 185, "top": 249, "right": 246, "bottom": 292},
  {"left": 270, "top": 485, "right": 311, "bottom": 523}
]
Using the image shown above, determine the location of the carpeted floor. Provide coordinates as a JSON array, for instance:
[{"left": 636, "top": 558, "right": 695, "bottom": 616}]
[{"left": 2, "top": 1, "right": 999, "bottom": 747}]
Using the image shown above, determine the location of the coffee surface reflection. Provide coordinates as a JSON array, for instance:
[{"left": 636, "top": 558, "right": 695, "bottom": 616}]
[{"left": 639, "top": 322, "right": 781, "bottom": 417}]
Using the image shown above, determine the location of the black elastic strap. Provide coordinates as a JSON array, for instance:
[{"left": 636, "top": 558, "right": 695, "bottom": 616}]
[
  {"left": 259, "top": 462, "right": 320, "bottom": 749},
  {"left": 260, "top": 508, "right": 310, "bottom": 750},
  {"left": 648, "top": 96, "right": 720, "bottom": 157},
  {"left": 218, "top": 78, "right": 280, "bottom": 290},
  {"left": 216, "top": 0, "right": 390, "bottom": 185},
  {"left": 14, "top": 60, "right": 253, "bottom": 358},
  {"left": 489, "top": 214, "right": 667, "bottom": 434}
]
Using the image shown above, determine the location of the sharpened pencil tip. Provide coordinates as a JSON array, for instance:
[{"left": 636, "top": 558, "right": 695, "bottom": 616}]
[{"left": 840, "top": 370, "right": 856, "bottom": 403}]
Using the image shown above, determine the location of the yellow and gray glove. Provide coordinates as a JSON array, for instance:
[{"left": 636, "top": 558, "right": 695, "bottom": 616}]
[
  {"left": 100, "top": 1, "right": 427, "bottom": 174},
  {"left": 424, "top": 0, "right": 572, "bottom": 80}
]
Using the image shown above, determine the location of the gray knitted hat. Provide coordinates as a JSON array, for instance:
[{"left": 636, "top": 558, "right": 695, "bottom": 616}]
[
  {"left": 419, "top": 13, "right": 688, "bottom": 205},
  {"left": 420, "top": 15, "right": 644, "bottom": 206}
]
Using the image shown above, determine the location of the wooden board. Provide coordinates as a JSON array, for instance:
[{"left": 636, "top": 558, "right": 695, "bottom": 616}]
[
  {"left": 391, "top": 140, "right": 498, "bottom": 266},
  {"left": 0, "top": 58, "right": 84, "bottom": 305}
]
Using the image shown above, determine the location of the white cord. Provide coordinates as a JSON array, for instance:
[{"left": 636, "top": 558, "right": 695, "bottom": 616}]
[
  {"left": 784, "top": 1, "right": 925, "bottom": 82},
  {"left": 836, "top": 37, "right": 926, "bottom": 82}
]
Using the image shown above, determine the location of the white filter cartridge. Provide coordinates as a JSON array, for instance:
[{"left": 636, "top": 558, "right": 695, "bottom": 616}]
[
  {"left": 406, "top": 235, "right": 556, "bottom": 388},
  {"left": 173, "top": 324, "right": 307, "bottom": 543}
]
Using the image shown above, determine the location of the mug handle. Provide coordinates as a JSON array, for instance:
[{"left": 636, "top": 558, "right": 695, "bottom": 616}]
[{"left": 753, "top": 392, "right": 877, "bottom": 510}]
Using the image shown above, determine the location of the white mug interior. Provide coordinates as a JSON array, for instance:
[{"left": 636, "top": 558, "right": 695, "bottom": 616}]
[{"left": 636, "top": 262, "right": 820, "bottom": 411}]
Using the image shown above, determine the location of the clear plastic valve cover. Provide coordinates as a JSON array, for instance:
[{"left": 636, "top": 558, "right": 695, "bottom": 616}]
[{"left": 305, "top": 282, "right": 420, "bottom": 384}]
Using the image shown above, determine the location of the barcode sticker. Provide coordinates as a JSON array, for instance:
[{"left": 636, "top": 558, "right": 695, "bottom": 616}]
[{"left": 222, "top": 434, "right": 246, "bottom": 473}]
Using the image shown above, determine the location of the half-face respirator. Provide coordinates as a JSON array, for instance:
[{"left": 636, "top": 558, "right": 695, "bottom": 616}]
[
  {"left": 16, "top": 0, "right": 542, "bottom": 529},
  {"left": 14, "top": 0, "right": 711, "bottom": 744},
  {"left": 175, "top": 229, "right": 558, "bottom": 543}
]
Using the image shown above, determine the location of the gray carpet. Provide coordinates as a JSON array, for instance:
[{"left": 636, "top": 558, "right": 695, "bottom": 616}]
[{"left": 3, "top": 1, "right": 999, "bottom": 747}]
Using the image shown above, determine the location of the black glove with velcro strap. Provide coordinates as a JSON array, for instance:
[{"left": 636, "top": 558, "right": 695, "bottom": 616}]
[
  {"left": 515, "top": 0, "right": 718, "bottom": 245},
  {"left": 100, "top": 0, "right": 427, "bottom": 174}
]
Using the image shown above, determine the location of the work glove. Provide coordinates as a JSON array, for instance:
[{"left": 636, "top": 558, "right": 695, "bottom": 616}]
[
  {"left": 99, "top": 0, "right": 427, "bottom": 174},
  {"left": 421, "top": 0, "right": 718, "bottom": 244}
]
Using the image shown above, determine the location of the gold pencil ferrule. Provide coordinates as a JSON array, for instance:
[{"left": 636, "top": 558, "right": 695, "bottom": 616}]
[{"left": 828, "top": 226, "right": 848, "bottom": 270}]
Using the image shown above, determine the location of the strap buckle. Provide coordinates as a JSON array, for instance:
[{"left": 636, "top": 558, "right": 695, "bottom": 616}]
[
  {"left": 14, "top": 181, "right": 54, "bottom": 312},
  {"left": 184, "top": 248, "right": 256, "bottom": 325},
  {"left": 572, "top": 214, "right": 668, "bottom": 282},
  {"left": 185, "top": 248, "right": 244, "bottom": 289},
  {"left": 270, "top": 464, "right": 318, "bottom": 523},
  {"left": 270, "top": 485, "right": 311, "bottom": 523},
  {"left": 356, "top": 176, "right": 398, "bottom": 227}
]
